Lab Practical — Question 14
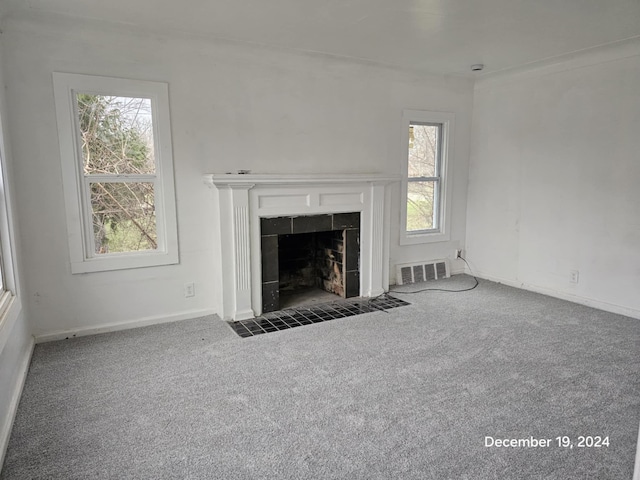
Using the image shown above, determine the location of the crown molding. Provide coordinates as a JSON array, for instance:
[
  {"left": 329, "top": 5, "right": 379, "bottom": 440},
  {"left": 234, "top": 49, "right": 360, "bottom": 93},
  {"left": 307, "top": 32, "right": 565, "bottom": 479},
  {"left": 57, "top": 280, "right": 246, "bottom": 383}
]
[{"left": 475, "top": 36, "right": 640, "bottom": 90}]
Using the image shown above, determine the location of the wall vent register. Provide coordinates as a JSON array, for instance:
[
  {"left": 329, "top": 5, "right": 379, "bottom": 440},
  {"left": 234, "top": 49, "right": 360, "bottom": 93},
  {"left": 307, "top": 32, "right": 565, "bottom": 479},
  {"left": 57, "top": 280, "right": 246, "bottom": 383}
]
[{"left": 396, "top": 260, "right": 449, "bottom": 285}]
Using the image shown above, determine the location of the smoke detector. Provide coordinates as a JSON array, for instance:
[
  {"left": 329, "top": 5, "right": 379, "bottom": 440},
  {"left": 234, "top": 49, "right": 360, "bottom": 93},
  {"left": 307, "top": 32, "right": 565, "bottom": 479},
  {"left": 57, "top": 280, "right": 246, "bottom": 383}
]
[{"left": 471, "top": 64, "right": 484, "bottom": 72}]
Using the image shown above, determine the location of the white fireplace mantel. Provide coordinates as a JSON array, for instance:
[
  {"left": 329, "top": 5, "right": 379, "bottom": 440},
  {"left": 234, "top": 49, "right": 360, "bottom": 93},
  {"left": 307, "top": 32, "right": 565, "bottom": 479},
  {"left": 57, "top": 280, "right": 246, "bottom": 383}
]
[
  {"left": 203, "top": 173, "right": 399, "bottom": 187},
  {"left": 204, "top": 173, "right": 400, "bottom": 321}
]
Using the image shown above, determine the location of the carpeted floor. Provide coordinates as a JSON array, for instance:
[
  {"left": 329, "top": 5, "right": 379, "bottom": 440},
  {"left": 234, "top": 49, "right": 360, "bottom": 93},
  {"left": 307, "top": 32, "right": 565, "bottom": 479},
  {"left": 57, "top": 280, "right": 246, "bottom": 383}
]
[{"left": 2, "top": 276, "right": 639, "bottom": 479}]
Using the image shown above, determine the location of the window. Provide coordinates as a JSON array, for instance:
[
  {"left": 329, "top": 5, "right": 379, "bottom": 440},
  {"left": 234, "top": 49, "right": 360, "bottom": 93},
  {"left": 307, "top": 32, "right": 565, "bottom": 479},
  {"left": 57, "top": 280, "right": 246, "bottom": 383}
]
[
  {"left": 0, "top": 163, "right": 13, "bottom": 318},
  {"left": 0, "top": 204, "right": 7, "bottom": 310},
  {"left": 0, "top": 111, "right": 18, "bottom": 321},
  {"left": 53, "top": 73, "right": 178, "bottom": 273},
  {"left": 400, "top": 110, "right": 454, "bottom": 245}
]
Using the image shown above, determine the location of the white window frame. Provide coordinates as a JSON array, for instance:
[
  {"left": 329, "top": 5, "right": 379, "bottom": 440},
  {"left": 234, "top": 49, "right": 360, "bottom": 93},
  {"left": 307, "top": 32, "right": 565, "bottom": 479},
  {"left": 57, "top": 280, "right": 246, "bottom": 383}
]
[
  {"left": 0, "top": 101, "right": 21, "bottom": 351},
  {"left": 400, "top": 109, "right": 455, "bottom": 245},
  {"left": 53, "top": 73, "right": 179, "bottom": 273},
  {"left": 0, "top": 121, "right": 17, "bottom": 319}
]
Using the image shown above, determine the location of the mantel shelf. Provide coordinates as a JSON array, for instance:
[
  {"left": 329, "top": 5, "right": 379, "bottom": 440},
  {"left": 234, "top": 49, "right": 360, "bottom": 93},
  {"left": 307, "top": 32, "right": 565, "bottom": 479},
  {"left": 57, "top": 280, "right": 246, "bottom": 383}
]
[{"left": 203, "top": 173, "right": 400, "bottom": 187}]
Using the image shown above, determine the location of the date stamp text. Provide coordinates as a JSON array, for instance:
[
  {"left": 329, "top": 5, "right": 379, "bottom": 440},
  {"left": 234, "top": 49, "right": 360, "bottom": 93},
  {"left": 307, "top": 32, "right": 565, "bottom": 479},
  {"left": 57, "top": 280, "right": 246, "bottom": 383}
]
[{"left": 484, "top": 436, "right": 610, "bottom": 449}]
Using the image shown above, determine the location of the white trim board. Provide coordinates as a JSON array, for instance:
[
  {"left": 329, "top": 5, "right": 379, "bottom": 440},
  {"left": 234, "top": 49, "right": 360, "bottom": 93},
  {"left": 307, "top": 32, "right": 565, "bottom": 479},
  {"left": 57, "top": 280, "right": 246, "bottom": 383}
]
[
  {"left": 203, "top": 173, "right": 399, "bottom": 186},
  {"left": 34, "top": 308, "right": 218, "bottom": 343},
  {"left": 476, "top": 36, "right": 640, "bottom": 90},
  {"left": 467, "top": 270, "right": 640, "bottom": 321},
  {"left": 0, "top": 336, "right": 34, "bottom": 470}
]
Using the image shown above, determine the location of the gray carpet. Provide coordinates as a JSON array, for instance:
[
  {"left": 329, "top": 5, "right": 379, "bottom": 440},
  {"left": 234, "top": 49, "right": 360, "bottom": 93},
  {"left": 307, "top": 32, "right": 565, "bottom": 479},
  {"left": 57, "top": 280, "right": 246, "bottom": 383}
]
[{"left": 2, "top": 276, "right": 639, "bottom": 479}]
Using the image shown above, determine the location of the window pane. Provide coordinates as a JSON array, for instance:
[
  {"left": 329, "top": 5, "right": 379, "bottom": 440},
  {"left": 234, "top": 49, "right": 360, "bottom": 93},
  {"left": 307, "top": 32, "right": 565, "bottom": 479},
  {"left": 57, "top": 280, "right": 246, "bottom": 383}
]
[
  {"left": 406, "top": 181, "right": 437, "bottom": 231},
  {"left": 90, "top": 182, "right": 157, "bottom": 254},
  {"left": 408, "top": 124, "right": 439, "bottom": 178},
  {"left": 77, "top": 95, "right": 155, "bottom": 175}
]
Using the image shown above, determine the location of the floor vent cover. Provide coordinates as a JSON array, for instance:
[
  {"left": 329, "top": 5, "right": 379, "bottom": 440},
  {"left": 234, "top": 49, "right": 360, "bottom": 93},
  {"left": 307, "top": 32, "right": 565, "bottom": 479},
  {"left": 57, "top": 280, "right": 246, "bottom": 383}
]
[{"left": 396, "top": 260, "right": 449, "bottom": 285}]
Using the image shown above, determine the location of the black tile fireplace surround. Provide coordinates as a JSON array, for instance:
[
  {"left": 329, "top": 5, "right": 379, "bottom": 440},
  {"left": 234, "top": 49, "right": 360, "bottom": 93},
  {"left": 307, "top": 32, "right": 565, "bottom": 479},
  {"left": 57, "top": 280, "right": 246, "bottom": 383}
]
[{"left": 260, "top": 212, "right": 360, "bottom": 313}]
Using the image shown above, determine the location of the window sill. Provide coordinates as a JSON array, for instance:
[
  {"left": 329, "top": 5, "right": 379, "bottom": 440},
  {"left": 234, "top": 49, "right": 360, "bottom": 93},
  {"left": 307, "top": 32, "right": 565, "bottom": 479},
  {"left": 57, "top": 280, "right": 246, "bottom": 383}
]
[
  {"left": 71, "top": 250, "right": 179, "bottom": 274},
  {"left": 400, "top": 230, "right": 450, "bottom": 246}
]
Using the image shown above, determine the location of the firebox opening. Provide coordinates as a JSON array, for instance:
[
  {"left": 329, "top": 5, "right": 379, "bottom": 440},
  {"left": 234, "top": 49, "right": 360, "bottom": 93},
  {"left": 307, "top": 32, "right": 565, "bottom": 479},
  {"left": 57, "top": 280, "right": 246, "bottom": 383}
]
[
  {"left": 279, "top": 230, "right": 345, "bottom": 309},
  {"left": 260, "top": 213, "right": 360, "bottom": 314}
]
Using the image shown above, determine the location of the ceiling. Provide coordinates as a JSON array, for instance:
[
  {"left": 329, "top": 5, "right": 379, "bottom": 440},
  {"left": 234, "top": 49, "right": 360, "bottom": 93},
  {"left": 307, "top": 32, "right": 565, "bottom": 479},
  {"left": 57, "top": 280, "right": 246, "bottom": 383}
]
[{"left": 2, "top": 0, "right": 640, "bottom": 76}]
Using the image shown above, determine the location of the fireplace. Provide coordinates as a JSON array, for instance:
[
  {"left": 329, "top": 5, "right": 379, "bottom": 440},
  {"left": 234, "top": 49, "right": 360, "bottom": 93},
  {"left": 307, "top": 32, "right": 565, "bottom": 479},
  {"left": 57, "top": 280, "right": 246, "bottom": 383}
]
[
  {"left": 261, "top": 213, "right": 360, "bottom": 312},
  {"left": 204, "top": 173, "right": 399, "bottom": 321}
]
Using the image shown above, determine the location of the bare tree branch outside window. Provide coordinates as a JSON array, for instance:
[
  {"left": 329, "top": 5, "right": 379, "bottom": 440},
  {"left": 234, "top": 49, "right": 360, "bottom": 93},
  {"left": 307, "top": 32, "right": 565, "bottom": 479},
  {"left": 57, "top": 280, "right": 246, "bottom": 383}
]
[
  {"left": 76, "top": 94, "right": 158, "bottom": 254},
  {"left": 406, "top": 124, "right": 440, "bottom": 231}
]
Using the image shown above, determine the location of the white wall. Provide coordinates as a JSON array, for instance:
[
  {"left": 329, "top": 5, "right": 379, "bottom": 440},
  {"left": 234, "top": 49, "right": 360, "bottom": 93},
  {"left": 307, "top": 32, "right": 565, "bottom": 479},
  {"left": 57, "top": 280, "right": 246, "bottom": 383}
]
[
  {"left": 0, "top": 35, "right": 34, "bottom": 467},
  {"left": 0, "top": 310, "right": 32, "bottom": 467},
  {"left": 466, "top": 42, "right": 640, "bottom": 318},
  {"left": 1, "top": 12, "right": 473, "bottom": 337}
]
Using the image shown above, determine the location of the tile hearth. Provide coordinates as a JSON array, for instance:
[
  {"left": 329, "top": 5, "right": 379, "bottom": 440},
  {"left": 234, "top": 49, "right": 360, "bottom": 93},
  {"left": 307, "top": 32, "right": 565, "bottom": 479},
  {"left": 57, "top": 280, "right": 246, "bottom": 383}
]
[{"left": 227, "top": 294, "right": 409, "bottom": 338}]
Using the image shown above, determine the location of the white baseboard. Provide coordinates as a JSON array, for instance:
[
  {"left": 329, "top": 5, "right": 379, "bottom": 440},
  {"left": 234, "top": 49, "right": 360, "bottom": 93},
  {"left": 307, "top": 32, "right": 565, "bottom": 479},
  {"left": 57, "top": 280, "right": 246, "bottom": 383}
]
[
  {"left": 34, "top": 308, "right": 219, "bottom": 343},
  {"left": 470, "top": 270, "right": 640, "bottom": 320},
  {"left": 0, "top": 335, "right": 34, "bottom": 469}
]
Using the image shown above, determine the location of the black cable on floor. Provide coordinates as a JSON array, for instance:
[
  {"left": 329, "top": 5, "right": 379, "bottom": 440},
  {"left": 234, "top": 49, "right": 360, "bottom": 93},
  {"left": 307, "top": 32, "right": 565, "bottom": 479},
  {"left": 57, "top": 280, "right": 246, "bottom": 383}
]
[{"left": 390, "top": 256, "right": 479, "bottom": 294}]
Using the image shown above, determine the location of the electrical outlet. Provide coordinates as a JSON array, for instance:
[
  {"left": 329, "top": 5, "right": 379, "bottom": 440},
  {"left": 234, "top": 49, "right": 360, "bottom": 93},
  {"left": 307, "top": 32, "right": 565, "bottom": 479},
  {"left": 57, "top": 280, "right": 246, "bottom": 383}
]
[
  {"left": 184, "top": 282, "right": 195, "bottom": 297},
  {"left": 454, "top": 249, "right": 463, "bottom": 259},
  {"left": 569, "top": 270, "right": 579, "bottom": 284}
]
